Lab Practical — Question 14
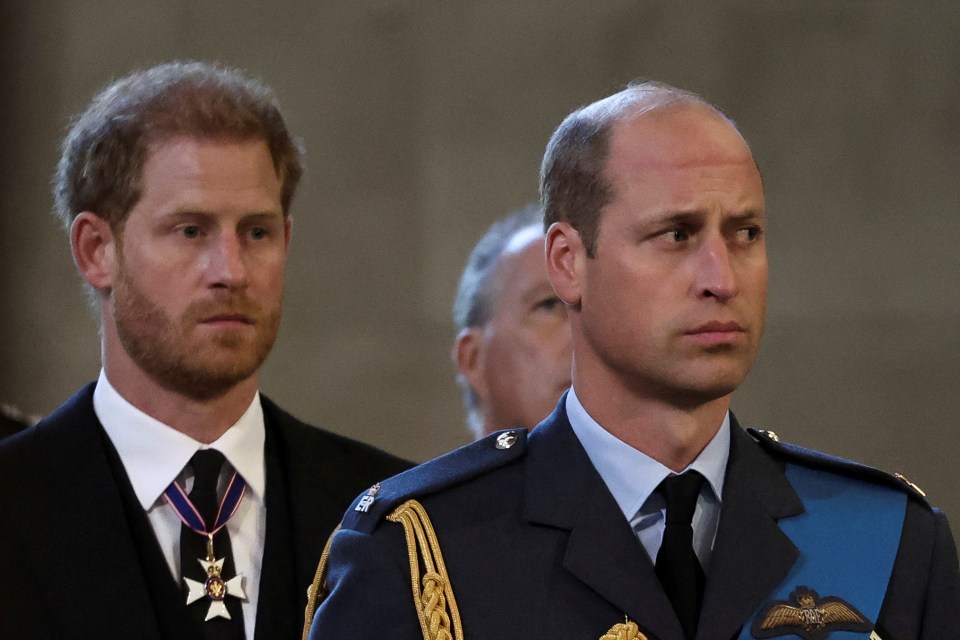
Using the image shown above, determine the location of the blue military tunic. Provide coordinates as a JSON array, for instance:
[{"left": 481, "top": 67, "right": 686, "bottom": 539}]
[{"left": 305, "top": 400, "right": 959, "bottom": 640}]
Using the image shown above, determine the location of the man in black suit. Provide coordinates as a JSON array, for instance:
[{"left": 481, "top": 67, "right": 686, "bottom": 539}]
[
  {"left": 0, "top": 61, "right": 409, "bottom": 640},
  {"left": 305, "top": 82, "right": 960, "bottom": 639}
]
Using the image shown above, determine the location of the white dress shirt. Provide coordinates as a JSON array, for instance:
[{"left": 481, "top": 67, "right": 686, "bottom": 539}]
[
  {"left": 566, "top": 387, "right": 729, "bottom": 570},
  {"left": 94, "top": 370, "right": 266, "bottom": 639}
]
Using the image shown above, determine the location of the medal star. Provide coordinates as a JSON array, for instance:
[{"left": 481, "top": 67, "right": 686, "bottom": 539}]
[
  {"left": 199, "top": 556, "right": 225, "bottom": 574},
  {"left": 185, "top": 577, "right": 208, "bottom": 605},
  {"left": 183, "top": 555, "right": 248, "bottom": 621},
  {"left": 205, "top": 599, "right": 231, "bottom": 621}
]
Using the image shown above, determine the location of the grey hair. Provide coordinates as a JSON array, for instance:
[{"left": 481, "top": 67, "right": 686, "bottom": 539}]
[{"left": 453, "top": 204, "right": 544, "bottom": 437}]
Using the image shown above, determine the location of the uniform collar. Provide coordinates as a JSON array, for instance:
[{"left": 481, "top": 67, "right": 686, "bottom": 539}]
[
  {"left": 93, "top": 369, "right": 266, "bottom": 510},
  {"left": 565, "top": 387, "right": 729, "bottom": 521}
]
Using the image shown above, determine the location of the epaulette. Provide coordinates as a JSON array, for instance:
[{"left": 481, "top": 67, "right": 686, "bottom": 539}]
[
  {"left": 339, "top": 428, "right": 528, "bottom": 535},
  {"left": 747, "top": 427, "right": 930, "bottom": 506}
]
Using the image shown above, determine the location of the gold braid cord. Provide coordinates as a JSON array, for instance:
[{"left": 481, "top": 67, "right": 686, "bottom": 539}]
[
  {"left": 599, "top": 620, "right": 648, "bottom": 640},
  {"left": 387, "top": 500, "right": 464, "bottom": 640},
  {"left": 301, "top": 525, "right": 339, "bottom": 640}
]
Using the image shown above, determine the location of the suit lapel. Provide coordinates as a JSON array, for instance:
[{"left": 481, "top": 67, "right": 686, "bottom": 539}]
[
  {"left": 254, "top": 399, "right": 346, "bottom": 640},
  {"left": 524, "top": 407, "right": 684, "bottom": 640},
  {"left": 697, "top": 421, "right": 803, "bottom": 640},
  {"left": 35, "top": 384, "right": 163, "bottom": 639},
  {"left": 253, "top": 417, "right": 301, "bottom": 640}
]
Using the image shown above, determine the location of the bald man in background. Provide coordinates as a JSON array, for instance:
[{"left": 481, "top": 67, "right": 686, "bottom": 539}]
[{"left": 451, "top": 205, "right": 572, "bottom": 438}]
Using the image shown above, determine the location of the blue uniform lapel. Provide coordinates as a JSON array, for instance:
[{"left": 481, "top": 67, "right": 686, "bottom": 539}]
[
  {"left": 522, "top": 406, "right": 806, "bottom": 640},
  {"left": 697, "top": 420, "right": 803, "bottom": 640},
  {"left": 523, "top": 405, "right": 685, "bottom": 640}
]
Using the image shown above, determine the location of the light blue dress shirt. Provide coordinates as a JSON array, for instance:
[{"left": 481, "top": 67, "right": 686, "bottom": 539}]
[{"left": 565, "top": 388, "right": 730, "bottom": 570}]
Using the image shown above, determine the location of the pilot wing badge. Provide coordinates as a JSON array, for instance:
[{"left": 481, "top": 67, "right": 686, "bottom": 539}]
[{"left": 752, "top": 586, "right": 873, "bottom": 639}]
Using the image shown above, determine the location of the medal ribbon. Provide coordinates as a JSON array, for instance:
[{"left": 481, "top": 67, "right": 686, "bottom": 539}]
[{"left": 163, "top": 463, "right": 247, "bottom": 537}]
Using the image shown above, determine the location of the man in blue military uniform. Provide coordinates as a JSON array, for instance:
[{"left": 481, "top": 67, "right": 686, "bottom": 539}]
[{"left": 305, "top": 82, "right": 960, "bottom": 639}]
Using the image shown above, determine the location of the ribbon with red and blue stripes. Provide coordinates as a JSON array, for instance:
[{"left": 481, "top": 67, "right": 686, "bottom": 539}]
[{"left": 163, "top": 463, "right": 247, "bottom": 536}]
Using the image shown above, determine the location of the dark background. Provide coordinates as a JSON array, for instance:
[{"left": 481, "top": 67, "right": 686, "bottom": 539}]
[{"left": 2, "top": 2, "right": 957, "bottom": 517}]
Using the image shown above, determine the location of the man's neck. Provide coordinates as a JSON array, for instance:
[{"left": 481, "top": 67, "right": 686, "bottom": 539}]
[
  {"left": 573, "top": 372, "right": 731, "bottom": 473},
  {"left": 103, "top": 359, "right": 258, "bottom": 444}
]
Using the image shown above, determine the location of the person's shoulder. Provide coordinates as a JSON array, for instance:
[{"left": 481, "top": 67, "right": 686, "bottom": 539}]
[
  {"left": 0, "top": 385, "right": 94, "bottom": 460},
  {"left": 746, "top": 427, "right": 931, "bottom": 507},
  {"left": 259, "top": 394, "right": 413, "bottom": 476},
  {"left": 336, "top": 429, "right": 529, "bottom": 535}
]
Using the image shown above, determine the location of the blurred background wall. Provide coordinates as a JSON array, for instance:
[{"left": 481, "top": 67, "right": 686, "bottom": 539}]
[{"left": 1, "top": 1, "right": 957, "bottom": 515}]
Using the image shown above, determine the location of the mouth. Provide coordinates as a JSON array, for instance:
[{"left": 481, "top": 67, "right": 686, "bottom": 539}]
[
  {"left": 684, "top": 321, "right": 746, "bottom": 346},
  {"left": 200, "top": 313, "right": 255, "bottom": 327}
]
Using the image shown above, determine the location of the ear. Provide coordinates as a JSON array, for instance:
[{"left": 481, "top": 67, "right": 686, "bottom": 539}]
[
  {"left": 453, "top": 327, "right": 489, "bottom": 400},
  {"left": 71, "top": 212, "right": 118, "bottom": 290},
  {"left": 545, "top": 221, "right": 585, "bottom": 306},
  {"left": 283, "top": 216, "right": 293, "bottom": 248}
]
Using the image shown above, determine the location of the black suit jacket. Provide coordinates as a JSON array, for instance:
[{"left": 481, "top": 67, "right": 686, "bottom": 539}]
[
  {"left": 308, "top": 401, "right": 960, "bottom": 639},
  {"left": 0, "top": 383, "right": 411, "bottom": 640}
]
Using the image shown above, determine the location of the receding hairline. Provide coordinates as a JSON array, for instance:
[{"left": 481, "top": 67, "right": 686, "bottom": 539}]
[{"left": 574, "top": 82, "right": 736, "bottom": 133}]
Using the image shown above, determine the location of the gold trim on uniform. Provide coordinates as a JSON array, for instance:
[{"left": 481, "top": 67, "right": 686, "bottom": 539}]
[
  {"left": 387, "top": 500, "right": 464, "bottom": 640},
  {"left": 301, "top": 525, "right": 340, "bottom": 640},
  {"left": 600, "top": 619, "right": 648, "bottom": 640}
]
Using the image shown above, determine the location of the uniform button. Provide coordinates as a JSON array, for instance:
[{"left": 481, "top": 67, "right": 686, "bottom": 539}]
[{"left": 495, "top": 431, "right": 517, "bottom": 449}]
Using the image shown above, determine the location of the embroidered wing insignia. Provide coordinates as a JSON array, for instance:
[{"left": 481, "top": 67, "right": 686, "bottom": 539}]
[{"left": 752, "top": 586, "right": 872, "bottom": 639}]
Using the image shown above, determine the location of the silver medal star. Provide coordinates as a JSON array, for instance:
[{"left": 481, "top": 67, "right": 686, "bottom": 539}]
[{"left": 184, "top": 556, "right": 247, "bottom": 621}]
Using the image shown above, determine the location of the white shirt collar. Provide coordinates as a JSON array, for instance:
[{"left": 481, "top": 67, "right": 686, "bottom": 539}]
[
  {"left": 93, "top": 370, "right": 266, "bottom": 510},
  {"left": 565, "top": 387, "right": 729, "bottom": 521}
]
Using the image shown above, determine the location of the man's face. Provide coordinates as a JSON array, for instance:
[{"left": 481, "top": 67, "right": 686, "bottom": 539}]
[
  {"left": 469, "top": 226, "right": 572, "bottom": 434},
  {"left": 109, "top": 137, "right": 290, "bottom": 400},
  {"left": 569, "top": 105, "right": 767, "bottom": 406}
]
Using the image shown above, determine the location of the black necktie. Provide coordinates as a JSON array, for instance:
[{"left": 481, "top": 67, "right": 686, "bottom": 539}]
[
  {"left": 655, "top": 471, "right": 705, "bottom": 640},
  {"left": 180, "top": 450, "right": 245, "bottom": 639}
]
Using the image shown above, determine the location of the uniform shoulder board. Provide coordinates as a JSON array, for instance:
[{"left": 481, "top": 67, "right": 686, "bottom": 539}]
[
  {"left": 339, "top": 428, "right": 528, "bottom": 534},
  {"left": 747, "top": 427, "right": 930, "bottom": 506}
]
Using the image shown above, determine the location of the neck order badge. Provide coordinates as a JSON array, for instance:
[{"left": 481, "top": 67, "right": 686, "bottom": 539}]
[{"left": 164, "top": 465, "right": 248, "bottom": 621}]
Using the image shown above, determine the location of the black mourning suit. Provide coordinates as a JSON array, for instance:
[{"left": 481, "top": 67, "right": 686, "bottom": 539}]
[{"left": 0, "top": 383, "right": 410, "bottom": 639}]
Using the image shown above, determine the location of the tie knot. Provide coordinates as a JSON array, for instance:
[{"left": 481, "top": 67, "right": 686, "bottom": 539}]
[
  {"left": 189, "top": 449, "right": 226, "bottom": 493},
  {"left": 658, "top": 471, "right": 704, "bottom": 525}
]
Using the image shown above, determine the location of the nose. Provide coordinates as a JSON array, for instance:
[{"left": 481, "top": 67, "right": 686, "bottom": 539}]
[
  {"left": 695, "top": 234, "right": 737, "bottom": 301},
  {"left": 206, "top": 232, "right": 249, "bottom": 290}
]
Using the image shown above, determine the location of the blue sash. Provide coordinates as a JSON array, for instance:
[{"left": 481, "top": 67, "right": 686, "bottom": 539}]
[{"left": 737, "top": 463, "right": 906, "bottom": 639}]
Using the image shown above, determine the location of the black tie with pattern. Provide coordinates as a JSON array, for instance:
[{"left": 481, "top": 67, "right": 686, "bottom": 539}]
[
  {"left": 180, "top": 450, "right": 245, "bottom": 639},
  {"left": 655, "top": 471, "right": 706, "bottom": 640}
]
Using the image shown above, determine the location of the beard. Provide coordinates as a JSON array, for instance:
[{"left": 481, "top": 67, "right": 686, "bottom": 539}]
[{"left": 111, "top": 266, "right": 282, "bottom": 401}]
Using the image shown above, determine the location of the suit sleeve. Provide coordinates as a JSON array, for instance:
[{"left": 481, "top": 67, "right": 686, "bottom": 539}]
[
  {"left": 307, "top": 526, "right": 424, "bottom": 640},
  {"left": 920, "top": 509, "right": 960, "bottom": 638}
]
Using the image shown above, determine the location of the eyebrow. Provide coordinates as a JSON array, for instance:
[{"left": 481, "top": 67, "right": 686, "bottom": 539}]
[
  {"left": 162, "top": 209, "right": 284, "bottom": 223},
  {"left": 649, "top": 208, "right": 765, "bottom": 226}
]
